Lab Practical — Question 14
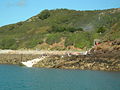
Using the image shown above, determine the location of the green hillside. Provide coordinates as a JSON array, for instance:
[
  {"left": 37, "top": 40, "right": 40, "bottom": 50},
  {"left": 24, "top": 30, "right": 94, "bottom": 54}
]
[{"left": 0, "top": 8, "right": 120, "bottom": 50}]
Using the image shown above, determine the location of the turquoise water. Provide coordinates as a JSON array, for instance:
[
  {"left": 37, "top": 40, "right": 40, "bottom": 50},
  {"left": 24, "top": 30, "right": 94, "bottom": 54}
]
[{"left": 0, "top": 65, "right": 120, "bottom": 90}]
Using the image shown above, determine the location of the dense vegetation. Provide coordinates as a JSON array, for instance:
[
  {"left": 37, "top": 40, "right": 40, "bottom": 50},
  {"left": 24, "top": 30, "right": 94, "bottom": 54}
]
[{"left": 0, "top": 8, "right": 120, "bottom": 50}]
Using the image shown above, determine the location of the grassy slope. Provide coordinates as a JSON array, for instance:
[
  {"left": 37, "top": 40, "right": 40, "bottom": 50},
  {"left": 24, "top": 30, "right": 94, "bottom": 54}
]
[{"left": 0, "top": 8, "right": 120, "bottom": 50}]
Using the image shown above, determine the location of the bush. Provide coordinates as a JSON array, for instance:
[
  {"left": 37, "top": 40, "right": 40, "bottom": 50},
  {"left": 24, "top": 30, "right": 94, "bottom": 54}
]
[
  {"left": 38, "top": 9, "right": 50, "bottom": 20},
  {"left": 48, "top": 24, "right": 83, "bottom": 33},
  {"left": 46, "top": 33, "right": 61, "bottom": 45},
  {"left": 97, "top": 27, "right": 106, "bottom": 33},
  {"left": 65, "top": 32, "right": 92, "bottom": 48},
  {"left": 0, "top": 39, "right": 17, "bottom": 50},
  {"left": 24, "top": 37, "right": 44, "bottom": 49}
]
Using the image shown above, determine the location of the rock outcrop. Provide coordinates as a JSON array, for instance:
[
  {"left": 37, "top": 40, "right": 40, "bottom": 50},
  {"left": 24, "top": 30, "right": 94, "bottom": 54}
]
[{"left": 34, "top": 40, "right": 120, "bottom": 71}]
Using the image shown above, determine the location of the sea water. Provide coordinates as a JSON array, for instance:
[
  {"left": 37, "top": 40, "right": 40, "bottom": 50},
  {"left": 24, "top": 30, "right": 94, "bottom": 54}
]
[{"left": 0, "top": 64, "right": 120, "bottom": 90}]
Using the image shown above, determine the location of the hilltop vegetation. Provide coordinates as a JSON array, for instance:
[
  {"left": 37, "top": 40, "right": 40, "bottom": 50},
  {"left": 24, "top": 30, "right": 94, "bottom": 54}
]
[{"left": 0, "top": 8, "right": 120, "bottom": 50}]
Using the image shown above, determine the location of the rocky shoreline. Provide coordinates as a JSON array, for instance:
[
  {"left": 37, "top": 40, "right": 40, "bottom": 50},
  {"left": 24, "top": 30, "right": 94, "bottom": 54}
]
[
  {"left": 0, "top": 52, "right": 119, "bottom": 71},
  {"left": 0, "top": 54, "right": 40, "bottom": 65},
  {"left": 33, "top": 54, "right": 120, "bottom": 71},
  {"left": 33, "top": 40, "right": 120, "bottom": 71},
  {"left": 0, "top": 40, "right": 120, "bottom": 71}
]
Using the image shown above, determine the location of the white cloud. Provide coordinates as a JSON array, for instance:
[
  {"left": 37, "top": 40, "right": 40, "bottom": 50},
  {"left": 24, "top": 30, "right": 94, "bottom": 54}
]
[
  {"left": 6, "top": 0, "right": 26, "bottom": 7},
  {"left": 17, "top": 0, "right": 26, "bottom": 7}
]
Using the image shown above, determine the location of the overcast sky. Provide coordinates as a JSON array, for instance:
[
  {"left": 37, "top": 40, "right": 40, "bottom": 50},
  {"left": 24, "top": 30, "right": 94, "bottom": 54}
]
[{"left": 0, "top": 0, "right": 120, "bottom": 26}]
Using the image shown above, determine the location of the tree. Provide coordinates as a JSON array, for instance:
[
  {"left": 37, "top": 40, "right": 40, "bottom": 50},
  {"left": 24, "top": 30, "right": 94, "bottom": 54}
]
[{"left": 38, "top": 9, "right": 50, "bottom": 20}]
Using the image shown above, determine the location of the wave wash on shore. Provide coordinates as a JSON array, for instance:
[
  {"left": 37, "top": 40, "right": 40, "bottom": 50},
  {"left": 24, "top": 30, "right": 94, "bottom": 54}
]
[{"left": 21, "top": 56, "right": 46, "bottom": 67}]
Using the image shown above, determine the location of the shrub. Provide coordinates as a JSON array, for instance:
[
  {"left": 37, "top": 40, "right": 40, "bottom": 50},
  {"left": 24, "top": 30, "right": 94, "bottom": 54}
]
[
  {"left": 38, "top": 9, "right": 50, "bottom": 20},
  {"left": 0, "top": 39, "right": 17, "bottom": 50},
  {"left": 48, "top": 24, "right": 83, "bottom": 33},
  {"left": 97, "top": 27, "right": 106, "bottom": 33},
  {"left": 46, "top": 33, "right": 61, "bottom": 45},
  {"left": 65, "top": 32, "right": 92, "bottom": 48}
]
